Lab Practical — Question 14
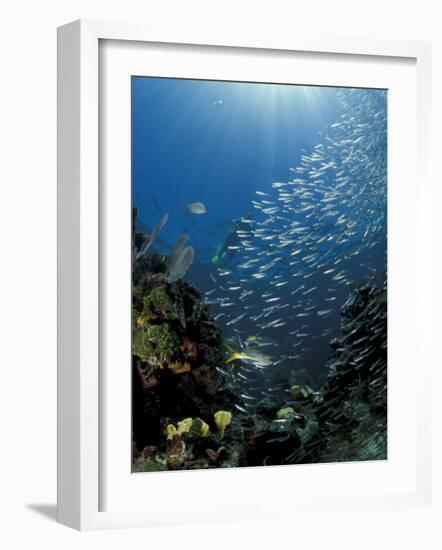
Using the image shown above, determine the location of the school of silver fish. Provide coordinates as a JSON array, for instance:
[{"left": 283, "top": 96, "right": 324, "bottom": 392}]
[{"left": 206, "top": 88, "right": 387, "bottom": 408}]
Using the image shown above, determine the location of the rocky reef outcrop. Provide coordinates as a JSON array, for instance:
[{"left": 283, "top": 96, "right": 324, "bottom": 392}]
[
  {"left": 316, "top": 277, "right": 387, "bottom": 461},
  {"left": 132, "top": 210, "right": 237, "bottom": 470}
]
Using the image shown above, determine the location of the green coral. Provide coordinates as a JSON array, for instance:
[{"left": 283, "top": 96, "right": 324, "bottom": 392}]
[
  {"left": 143, "top": 284, "right": 176, "bottom": 319},
  {"left": 133, "top": 322, "right": 179, "bottom": 365}
]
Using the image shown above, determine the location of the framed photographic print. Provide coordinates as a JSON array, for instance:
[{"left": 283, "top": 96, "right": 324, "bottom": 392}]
[
  {"left": 130, "top": 77, "right": 389, "bottom": 471},
  {"left": 57, "top": 20, "right": 432, "bottom": 530}
]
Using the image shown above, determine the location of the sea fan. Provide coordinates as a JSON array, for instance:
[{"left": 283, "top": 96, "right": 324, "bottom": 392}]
[
  {"left": 135, "top": 213, "right": 169, "bottom": 260},
  {"left": 168, "top": 245, "right": 195, "bottom": 282},
  {"left": 171, "top": 233, "right": 189, "bottom": 257}
]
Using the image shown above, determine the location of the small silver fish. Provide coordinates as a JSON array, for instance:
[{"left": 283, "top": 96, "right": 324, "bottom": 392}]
[{"left": 226, "top": 313, "right": 246, "bottom": 326}]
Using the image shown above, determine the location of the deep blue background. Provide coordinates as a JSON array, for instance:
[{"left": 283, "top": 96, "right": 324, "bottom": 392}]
[{"left": 132, "top": 77, "right": 343, "bottom": 258}]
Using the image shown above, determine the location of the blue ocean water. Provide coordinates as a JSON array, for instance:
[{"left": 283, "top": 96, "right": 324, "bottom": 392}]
[
  {"left": 133, "top": 79, "right": 341, "bottom": 246},
  {"left": 132, "top": 77, "right": 387, "bottom": 384}
]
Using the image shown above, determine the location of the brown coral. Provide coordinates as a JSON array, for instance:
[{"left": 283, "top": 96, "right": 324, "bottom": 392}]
[
  {"left": 181, "top": 337, "right": 198, "bottom": 360},
  {"left": 136, "top": 362, "right": 159, "bottom": 389}
]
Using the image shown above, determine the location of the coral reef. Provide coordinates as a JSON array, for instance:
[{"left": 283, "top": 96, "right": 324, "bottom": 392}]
[
  {"left": 132, "top": 208, "right": 387, "bottom": 471},
  {"left": 132, "top": 210, "right": 235, "bottom": 463}
]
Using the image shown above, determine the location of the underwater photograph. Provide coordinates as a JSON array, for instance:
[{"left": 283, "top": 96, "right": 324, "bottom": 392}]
[{"left": 131, "top": 77, "right": 387, "bottom": 472}]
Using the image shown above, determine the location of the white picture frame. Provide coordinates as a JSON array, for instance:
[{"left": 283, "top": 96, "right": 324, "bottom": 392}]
[{"left": 57, "top": 19, "right": 432, "bottom": 531}]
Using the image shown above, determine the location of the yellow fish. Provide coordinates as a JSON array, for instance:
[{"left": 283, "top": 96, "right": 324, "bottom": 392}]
[
  {"left": 225, "top": 351, "right": 248, "bottom": 363},
  {"left": 225, "top": 350, "right": 272, "bottom": 367}
]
